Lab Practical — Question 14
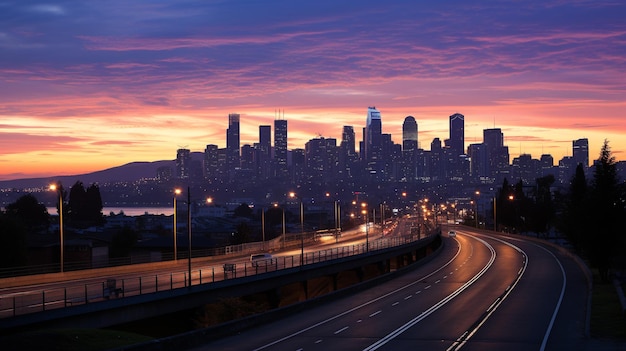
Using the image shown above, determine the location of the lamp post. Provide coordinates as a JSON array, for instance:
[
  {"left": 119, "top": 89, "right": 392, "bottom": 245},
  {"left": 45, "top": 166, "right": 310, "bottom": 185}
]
[
  {"left": 289, "top": 192, "right": 304, "bottom": 266},
  {"left": 361, "top": 202, "right": 369, "bottom": 252},
  {"left": 173, "top": 188, "right": 181, "bottom": 261},
  {"left": 49, "top": 184, "right": 64, "bottom": 273},
  {"left": 493, "top": 196, "right": 497, "bottom": 232},
  {"left": 261, "top": 206, "right": 266, "bottom": 251},
  {"left": 186, "top": 187, "right": 191, "bottom": 287},
  {"left": 274, "top": 203, "right": 286, "bottom": 249},
  {"left": 474, "top": 190, "right": 480, "bottom": 228}
]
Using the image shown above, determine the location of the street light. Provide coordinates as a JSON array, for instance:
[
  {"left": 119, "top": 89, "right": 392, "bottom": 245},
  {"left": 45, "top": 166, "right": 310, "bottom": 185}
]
[
  {"left": 173, "top": 188, "right": 182, "bottom": 260},
  {"left": 474, "top": 191, "right": 480, "bottom": 228},
  {"left": 361, "top": 202, "right": 369, "bottom": 252},
  {"left": 289, "top": 192, "right": 304, "bottom": 266},
  {"left": 274, "top": 203, "right": 286, "bottom": 249},
  {"left": 186, "top": 187, "right": 191, "bottom": 287},
  {"left": 49, "top": 184, "right": 64, "bottom": 273}
]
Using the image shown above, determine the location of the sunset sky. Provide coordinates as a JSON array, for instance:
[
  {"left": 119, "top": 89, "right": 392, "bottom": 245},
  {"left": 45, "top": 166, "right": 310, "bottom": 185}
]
[{"left": 1, "top": 1, "right": 625, "bottom": 180}]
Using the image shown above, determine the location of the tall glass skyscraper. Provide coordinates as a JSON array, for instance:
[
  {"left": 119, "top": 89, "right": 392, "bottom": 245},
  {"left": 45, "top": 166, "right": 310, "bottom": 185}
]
[
  {"left": 449, "top": 113, "right": 464, "bottom": 156},
  {"left": 226, "top": 113, "right": 240, "bottom": 172},
  {"left": 573, "top": 138, "right": 589, "bottom": 168},
  {"left": 364, "top": 106, "right": 382, "bottom": 161},
  {"left": 274, "top": 118, "right": 288, "bottom": 178},
  {"left": 402, "top": 116, "right": 418, "bottom": 151}
]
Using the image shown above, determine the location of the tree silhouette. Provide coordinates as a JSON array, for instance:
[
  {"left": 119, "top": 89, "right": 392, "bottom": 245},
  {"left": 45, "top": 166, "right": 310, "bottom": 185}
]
[
  {"left": 0, "top": 214, "right": 28, "bottom": 268},
  {"left": 231, "top": 222, "right": 251, "bottom": 244},
  {"left": 560, "top": 164, "right": 589, "bottom": 253},
  {"left": 587, "top": 140, "right": 624, "bottom": 282},
  {"left": 68, "top": 181, "right": 104, "bottom": 227},
  {"left": 4, "top": 194, "right": 50, "bottom": 231}
]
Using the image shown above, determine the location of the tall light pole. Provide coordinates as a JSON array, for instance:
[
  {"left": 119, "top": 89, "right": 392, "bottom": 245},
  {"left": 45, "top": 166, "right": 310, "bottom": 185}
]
[
  {"left": 274, "top": 203, "right": 286, "bottom": 249},
  {"left": 474, "top": 190, "right": 480, "bottom": 228},
  {"left": 361, "top": 202, "right": 369, "bottom": 252},
  {"left": 187, "top": 187, "right": 191, "bottom": 287},
  {"left": 493, "top": 196, "right": 497, "bottom": 232},
  {"left": 173, "top": 188, "right": 181, "bottom": 260},
  {"left": 49, "top": 184, "right": 64, "bottom": 273},
  {"left": 261, "top": 206, "right": 266, "bottom": 251},
  {"left": 290, "top": 192, "right": 304, "bottom": 266}
]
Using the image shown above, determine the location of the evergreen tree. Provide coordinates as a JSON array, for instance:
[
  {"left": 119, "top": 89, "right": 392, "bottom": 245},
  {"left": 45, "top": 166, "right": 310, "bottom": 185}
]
[
  {"left": 588, "top": 140, "right": 624, "bottom": 281},
  {"left": 85, "top": 183, "right": 104, "bottom": 224},
  {"left": 4, "top": 194, "right": 50, "bottom": 231},
  {"left": 530, "top": 175, "right": 556, "bottom": 236},
  {"left": 232, "top": 222, "right": 251, "bottom": 244},
  {"left": 560, "top": 164, "right": 589, "bottom": 253},
  {"left": 68, "top": 181, "right": 87, "bottom": 225}
]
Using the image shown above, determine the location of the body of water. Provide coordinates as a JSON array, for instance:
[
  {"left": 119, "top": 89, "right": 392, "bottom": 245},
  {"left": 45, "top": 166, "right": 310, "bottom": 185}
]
[{"left": 47, "top": 207, "right": 173, "bottom": 216}]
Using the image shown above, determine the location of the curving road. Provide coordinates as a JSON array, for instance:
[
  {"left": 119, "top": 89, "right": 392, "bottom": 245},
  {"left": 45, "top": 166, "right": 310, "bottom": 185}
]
[{"left": 191, "top": 226, "right": 590, "bottom": 351}]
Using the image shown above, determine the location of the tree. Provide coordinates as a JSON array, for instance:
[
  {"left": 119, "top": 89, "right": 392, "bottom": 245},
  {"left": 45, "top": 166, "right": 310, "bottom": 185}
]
[
  {"left": 68, "top": 181, "right": 104, "bottom": 227},
  {"left": 560, "top": 164, "right": 589, "bottom": 253},
  {"left": 529, "top": 175, "right": 556, "bottom": 236},
  {"left": 231, "top": 222, "right": 251, "bottom": 244},
  {"left": 4, "top": 194, "right": 50, "bottom": 231},
  {"left": 233, "top": 203, "right": 253, "bottom": 218},
  {"left": 0, "top": 215, "right": 28, "bottom": 268},
  {"left": 587, "top": 140, "right": 625, "bottom": 281}
]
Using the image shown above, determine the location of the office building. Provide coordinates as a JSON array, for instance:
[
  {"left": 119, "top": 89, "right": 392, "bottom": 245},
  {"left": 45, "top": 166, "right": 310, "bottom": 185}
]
[
  {"left": 402, "top": 116, "right": 418, "bottom": 152},
  {"left": 449, "top": 113, "right": 465, "bottom": 156},
  {"left": 573, "top": 138, "right": 589, "bottom": 168},
  {"left": 176, "top": 148, "right": 191, "bottom": 179},
  {"left": 226, "top": 113, "right": 240, "bottom": 173},
  {"left": 274, "top": 118, "right": 288, "bottom": 178}
]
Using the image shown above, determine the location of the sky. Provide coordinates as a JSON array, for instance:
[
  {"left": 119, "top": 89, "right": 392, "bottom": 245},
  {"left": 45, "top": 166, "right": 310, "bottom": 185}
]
[{"left": 1, "top": 0, "right": 625, "bottom": 181}]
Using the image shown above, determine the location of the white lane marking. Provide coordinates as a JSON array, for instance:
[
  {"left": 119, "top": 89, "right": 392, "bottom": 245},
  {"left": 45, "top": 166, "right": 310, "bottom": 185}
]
[
  {"left": 424, "top": 285, "right": 431, "bottom": 290},
  {"left": 404, "top": 295, "right": 412, "bottom": 300},
  {"left": 253, "top": 233, "right": 464, "bottom": 351},
  {"left": 315, "top": 339, "right": 322, "bottom": 344},
  {"left": 392, "top": 302, "right": 399, "bottom": 306},
  {"left": 364, "top": 235, "right": 497, "bottom": 351},
  {"left": 334, "top": 326, "right": 349, "bottom": 334},
  {"left": 370, "top": 310, "right": 382, "bottom": 317}
]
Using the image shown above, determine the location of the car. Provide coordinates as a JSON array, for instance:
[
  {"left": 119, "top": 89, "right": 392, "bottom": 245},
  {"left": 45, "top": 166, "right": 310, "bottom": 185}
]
[
  {"left": 250, "top": 253, "right": 276, "bottom": 267},
  {"left": 448, "top": 230, "right": 457, "bottom": 237}
]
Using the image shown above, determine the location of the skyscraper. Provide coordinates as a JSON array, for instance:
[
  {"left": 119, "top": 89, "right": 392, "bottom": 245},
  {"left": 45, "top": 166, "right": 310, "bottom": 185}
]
[
  {"left": 176, "top": 148, "right": 191, "bottom": 179},
  {"left": 402, "top": 116, "right": 418, "bottom": 152},
  {"left": 274, "top": 118, "right": 288, "bottom": 178},
  {"left": 572, "top": 138, "right": 589, "bottom": 168},
  {"left": 449, "top": 113, "right": 464, "bottom": 156},
  {"left": 364, "top": 106, "right": 382, "bottom": 161},
  {"left": 258, "top": 125, "right": 271, "bottom": 178},
  {"left": 339, "top": 126, "right": 357, "bottom": 178},
  {"left": 483, "top": 128, "right": 510, "bottom": 181},
  {"left": 203, "top": 144, "right": 219, "bottom": 181},
  {"left": 226, "top": 113, "right": 240, "bottom": 172}
]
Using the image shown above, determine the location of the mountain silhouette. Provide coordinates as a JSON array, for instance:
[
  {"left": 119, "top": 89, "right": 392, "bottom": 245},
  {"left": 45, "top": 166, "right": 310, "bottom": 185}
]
[{"left": 0, "top": 152, "right": 203, "bottom": 188}]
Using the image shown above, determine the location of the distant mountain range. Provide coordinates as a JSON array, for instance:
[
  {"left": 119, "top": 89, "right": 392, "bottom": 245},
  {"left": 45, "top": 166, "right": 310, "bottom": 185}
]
[{"left": 0, "top": 152, "right": 204, "bottom": 189}]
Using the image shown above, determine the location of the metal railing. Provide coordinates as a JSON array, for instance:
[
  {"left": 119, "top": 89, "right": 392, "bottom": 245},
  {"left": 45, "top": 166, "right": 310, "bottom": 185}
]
[{"left": 0, "top": 234, "right": 426, "bottom": 319}]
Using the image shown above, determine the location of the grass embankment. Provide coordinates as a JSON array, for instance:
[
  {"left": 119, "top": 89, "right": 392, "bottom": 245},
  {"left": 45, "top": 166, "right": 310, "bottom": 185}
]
[{"left": 590, "top": 270, "right": 626, "bottom": 339}]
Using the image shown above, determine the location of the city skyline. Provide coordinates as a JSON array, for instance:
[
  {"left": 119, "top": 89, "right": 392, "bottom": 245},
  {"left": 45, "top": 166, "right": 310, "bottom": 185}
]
[{"left": 1, "top": 1, "right": 625, "bottom": 180}]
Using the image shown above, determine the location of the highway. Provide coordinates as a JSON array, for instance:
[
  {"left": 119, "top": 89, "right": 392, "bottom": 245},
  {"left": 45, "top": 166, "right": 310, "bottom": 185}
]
[{"left": 190, "top": 226, "right": 589, "bottom": 351}]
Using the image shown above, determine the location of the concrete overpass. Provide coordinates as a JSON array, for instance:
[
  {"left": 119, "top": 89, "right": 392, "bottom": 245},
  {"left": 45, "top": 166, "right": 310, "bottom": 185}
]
[{"left": 1, "top": 231, "right": 442, "bottom": 335}]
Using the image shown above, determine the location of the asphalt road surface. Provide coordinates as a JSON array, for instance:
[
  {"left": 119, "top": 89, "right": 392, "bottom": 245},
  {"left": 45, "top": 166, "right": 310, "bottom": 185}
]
[{"left": 190, "top": 226, "right": 590, "bottom": 351}]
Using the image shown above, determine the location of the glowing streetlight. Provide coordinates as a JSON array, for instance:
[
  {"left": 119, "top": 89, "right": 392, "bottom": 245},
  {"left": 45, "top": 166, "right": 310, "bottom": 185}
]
[
  {"left": 474, "top": 191, "right": 480, "bottom": 228},
  {"left": 290, "top": 192, "right": 304, "bottom": 266},
  {"left": 173, "top": 188, "right": 182, "bottom": 260},
  {"left": 49, "top": 184, "right": 64, "bottom": 272},
  {"left": 361, "top": 202, "right": 369, "bottom": 252}
]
